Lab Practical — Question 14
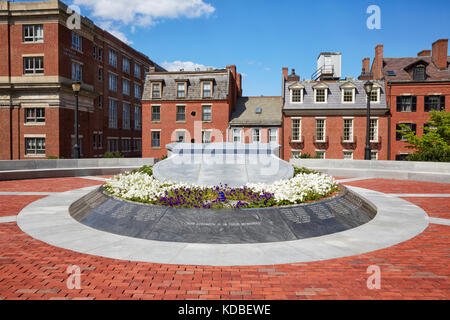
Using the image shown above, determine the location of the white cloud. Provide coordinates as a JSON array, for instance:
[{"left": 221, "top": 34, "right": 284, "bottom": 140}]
[
  {"left": 161, "top": 60, "right": 214, "bottom": 72},
  {"left": 73, "top": 0, "right": 215, "bottom": 26},
  {"left": 98, "top": 21, "right": 133, "bottom": 45}
]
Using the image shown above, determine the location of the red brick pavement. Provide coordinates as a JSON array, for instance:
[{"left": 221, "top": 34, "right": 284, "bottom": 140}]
[
  {"left": 0, "top": 177, "right": 448, "bottom": 300},
  {"left": 0, "top": 177, "right": 104, "bottom": 193},
  {"left": 0, "top": 196, "right": 46, "bottom": 217},
  {"left": 342, "top": 179, "right": 450, "bottom": 194},
  {"left": 401, "top": 198, "right": 450, "bottom": 220}
]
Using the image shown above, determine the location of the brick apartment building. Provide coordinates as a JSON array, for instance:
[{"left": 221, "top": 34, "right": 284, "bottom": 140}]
[
  {"left": 281, "top": 65, "right": 389, "bottom": 161},
  {"left": 0, "top": 0, "right": 164, "bottom": 160},
  {"left": 360, "top": 39, "right": 450, "bottom": 160},
  {"left": 141, "top": 65, "right": 243, "bottom": 159}
]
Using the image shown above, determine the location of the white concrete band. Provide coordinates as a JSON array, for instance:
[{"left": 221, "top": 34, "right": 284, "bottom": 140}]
[{"left": 17, "top": 186, "right": 430, "bottom": 267}]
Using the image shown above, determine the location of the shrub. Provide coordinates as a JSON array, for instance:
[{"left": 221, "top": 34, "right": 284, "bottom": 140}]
[
  {"left": 47, "top": 156, "right": 58, "bottom": 160},
  {"left": 294, "top": 166, "right": 320, "bottom": 176},
  {"left": 131, "top": 165, "right": 153, "bottom": 176},
  {"left": 103, "top": 152, "right": 124, "bottom": 158}
]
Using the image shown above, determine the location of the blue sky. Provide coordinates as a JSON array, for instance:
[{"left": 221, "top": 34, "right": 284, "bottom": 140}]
[{"left": 23, "top": 0, "right": 450, "bottom": 96}]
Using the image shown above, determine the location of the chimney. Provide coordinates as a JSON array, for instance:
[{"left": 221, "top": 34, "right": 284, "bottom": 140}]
[
  {"left": 362, "top": 58, "right": 371, "bottom": 74},
  {"left": 149, "top": 66, "right": 156, "bottom": 73},
  {"left": 282, "top": 67, "right": 288, "bottom": 80},
  {"left": 432, "top": 39, "right": 448, "bottom": 70},
  {"left": 226, "top": 65, "right": 237, "bottom": 79},
  {"left": 418, "top": 50, "right": 431, "bottom": 57},
  {"left": 373, "top": 44, "right": 384, "bottom": 79},
  {"left": 288, "top": 68, "right": 300, "bottom": 81},
  {"left": 236, "top": 73, "right": 242, "bottom": 97}
]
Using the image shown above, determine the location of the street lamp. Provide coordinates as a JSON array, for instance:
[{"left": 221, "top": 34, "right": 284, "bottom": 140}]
[
  {"left": 364, "top": 81, "right": 374, "bottom": 160},
  {"left": 72, "top": 81, "right": 81, "bottom": 159}
]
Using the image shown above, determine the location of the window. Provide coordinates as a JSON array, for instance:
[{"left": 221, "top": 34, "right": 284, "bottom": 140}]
[
  {"left": 108, "top": 99, "right": 118, "bottom": 128},
  {"left": 371, "top": 151, "right": 378, "bottom": 160},
  {"left": 98, "top": 48, "right": 103, "bottom": 62},
  {"left": 71, "top": 62, "right": 82, "bottom": 81},
  {"left": 108, "top": 73, "right": 118, "bottom": 92},
  {"left": 123, "top": 57, "right": 131, "bottom": 74},
  {"left": 134, "top": 64, "right": 141, "bottom": 78},
  {"left": 292, "top": 150, "right": 302, "bottom": 159},
  {"left": 98, "top": 95, "right": 103, "bottom": 109},
  {"left": 98, "top": 68, "right": 103, "bottom": 81},
  {"left": 152, "top": 83, "right": 161, "bottom": 98},
  {"left": 134, "top": 84, "right": 142, "bottom": 99},
  {"left": 121, "top": 138, "right": 131, "bottom": 153},
  {"left": 291, "top": 118, "right": 302, "bottom": 141},
  {"left": 152, "top": 131, "right": 161, "bottom": 148},
  {"left": 343, "top": 151, "right": 353, "bottom": 160},
  {"left": 122, "top": 103, "right": 130, "bottom": 129},
  {"left": 396, "top": 96, "right": 417, "bottom": 112},
  {"left": 25, "top": 108, "right": 45, "bottom": 123},
  {"left": 122, "top": 79, "right": 130, "bottom": 96},
  {"left": 202, "top": 105, "right": 212, "bottom": 122},
  {"left": 291, "top": 89, "right": 303, "bottom": 103},
  {"left": 396, "top": 154, "right": 409, "bottom": 161},
  {"left": 268, "top": 128, "right": 278, "bottom": 143},
  {"left": 252, "top": 129, "right": 261, "bottom": 143},
  {"left": 396, "top": 123, "right": 416, "bottom": 141},
  {"left": 232, "top": 129, "right": 242, "bottom": 143},
  {"left": 109, "top": 49, "right": 117, "bottom": 67},
  {"left": 25, "top": 137, "right": 45, "bottom": 155},
  {"left": 93, "top": 133, "right": 97, "bottom": 149},
  {"left": 202, "top": 131, "right": 212, "bottom": 143},
  {"left": 202, "top": 81, "right": 212, "bottom": 98},
  {"left": 177, "top": 82, "right": 186, "bottom": 98},
  {"left": 370, "top": 119, "right": 378, "bottom": 142},
  {"left": 23, "top": 25, "right": 43, "bottom": 43},
  {"left": 107, "top": 138, "right": 119, "bottom": 153},
  {"left": 93, "top": 46, "right": 97, "bottom": 59},
  {"left": 152, "top": 105, "right": 160, "bottom": 122},
  {"left": 134, "top": 106, "right": 142, "bottom": 130},
  {"left": 370, "top": 88, "right": 380, "bottom": 103},
  {"left": 315, "top": 119, "right": 326, "bottom": 142},
  {"left": 23, "top": 57, "right": 44, "bottom": 74},
  {"left": 413, "top": 65, "right": 426, "bottom": 81},
  {"left": 176, "top": 105, "right": 186, "bottom": 122},
  {"left": 343, "top": 119, "right": 353, "bottom": 142},
  {"left": 71, "top": 32, "right": 82, "bottom": 51},
  {"left": 425, "top": 95, "right": 445, "bottom": 112},
  {"left": 175, "top": 131, "right": 185, "bottom": 143},
  {"left": 98, "top": 133, "right": 103, "bottom": 149},
  {"left": 343, "top": 89, "right": 354, "bottom": 103},
  {"left": 315, "top": 88, "right": 326, "bottom": 103},
  {"left": 134, "top": 138, "right": 142, "bottom": 152},
  {"left": 315, "top": 150, "right": 325, "bottom": 159}
]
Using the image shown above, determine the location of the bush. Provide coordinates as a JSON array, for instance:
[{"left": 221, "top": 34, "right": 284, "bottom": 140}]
[
  {"left": 103, "top": 152, "right": 124, "bottom": 158},
  {"left": 47, "top": 156, "right": 58, "bottom": 160},
  {"left": 294, "top": 166, "right": 321, "bottom": 176},
  {"left": 131, "top": 165, "right": 153, "bottom": 176}
]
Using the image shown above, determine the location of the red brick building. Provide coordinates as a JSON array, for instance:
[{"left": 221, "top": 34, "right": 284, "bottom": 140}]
[
  {"left": 141, "top": 66, "right": 242, "bottom": 159},
  {"left": 281, "top": 66, "right": 389, "bottom": 161},
  {"left": 360, "top": 39, "right": 450, "bottom": 160},
  {"left": 0, "top": 0, "right": 164, "bottom": 160}
]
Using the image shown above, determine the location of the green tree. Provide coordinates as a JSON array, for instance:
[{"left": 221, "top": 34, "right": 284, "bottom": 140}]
[{"left": 397, "top": 111, "right": 450, "bottom": 162}]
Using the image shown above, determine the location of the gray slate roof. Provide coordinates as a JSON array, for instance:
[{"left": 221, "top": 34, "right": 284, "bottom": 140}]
[
  {"left": 283, "top": 80, "right": 387, "bottom": 110},
  {"left": 230, "top": 97, "right": 282, "bottom": 126},
  {"left": 142, "top": 70, "right": 230, "bottom": 101}
]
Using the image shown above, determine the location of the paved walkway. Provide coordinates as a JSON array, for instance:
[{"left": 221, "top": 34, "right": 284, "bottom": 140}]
[{"left": 0, "top": 176, "right": 448, "bottom": 300}]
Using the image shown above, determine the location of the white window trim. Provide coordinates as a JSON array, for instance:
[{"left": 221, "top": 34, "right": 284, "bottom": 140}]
[
  {"left": 314, "top": 88, "right": 328, "bottom": 104},
  {"left": 201, "top": 80, "right": 213, "bottom": 98},
  {"left": 343, "top": 118, "right": 354, "bottom": 142},
  {"left": 151, "top": 129, "right": 162, "bottom": 149},
  {"left": 315, "top": 118, "right": 327, "bottom": 142},
  {"left": 202, "top": 129, "right": 213, "bottom": 143},
  {"left": 231, "top": 128, "right": 243, "bottom": 143},
  {"left": 341, "top": 88, "right": 356, "bottom": 104},
  {"left": 291, "top": 117, "right": 302, "bottom": 142},
  {"left": 343, "top": 150, "right": 354, "bottom": 160},
  {"left": 370, "top": 150, "right": 379, "bottom": 160},
  {"left": 151, "top": 82, "right": 162, "bottom": 99},
  {"left": 370, "top": 88, "right": 381, "bottom": 104},
  {"left": 268, "top": 127, "right": 278, "bottom": 143},
  {"left": 370, "top": 117, "right": 379, "bottom": 142},
  {"left": 252, "top": 128, "right": 262, "bottom": 143},
  {"left": 315, "top": 150, "right": 326, "bottom": 159},
  {"left": 291, "top": 149, "right": 302, "bottom": 159},
  {"left": 290, "top": 88, "right": 304, "bottom": 104}
]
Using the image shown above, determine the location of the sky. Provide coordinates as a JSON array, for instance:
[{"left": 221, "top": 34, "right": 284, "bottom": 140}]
[{"left": 20, "top": 0, "right": 450, "bottom": 96}]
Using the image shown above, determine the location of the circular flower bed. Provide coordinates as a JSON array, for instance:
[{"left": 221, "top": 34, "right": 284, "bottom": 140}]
[{"left": 104, "top": 166, "right": 339, "bottom": 209}]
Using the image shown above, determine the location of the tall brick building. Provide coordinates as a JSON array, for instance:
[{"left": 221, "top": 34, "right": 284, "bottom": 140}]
[
  {"left": 360, "top": 39, "right": 450, "bottom": 160},
  {"left": 0, "top": 0, "right": 164, "bottom": 160}
]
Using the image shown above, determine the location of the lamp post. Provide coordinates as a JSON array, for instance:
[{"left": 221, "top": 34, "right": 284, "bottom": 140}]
[
  {"left": 364, "top": 81, "right": 374, "bottom": 160},
  {"left": 72, "top": 81, "right": 81, "bottom": 159}
]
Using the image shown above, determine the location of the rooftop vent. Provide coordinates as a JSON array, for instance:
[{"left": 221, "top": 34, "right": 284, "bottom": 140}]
[{"left": 256, "top": 107, "right": 262, "bottom": 114}]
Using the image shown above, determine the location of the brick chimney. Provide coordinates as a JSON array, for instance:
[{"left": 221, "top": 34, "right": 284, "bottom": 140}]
[
  {"left": 226, "top": 65, "right": 237, "bottom": 79},
  {"left": 288, "top": 68, "right": 300, "bottom": 81},
  {"left": 432, "top": 39, "right": 448, "bottom": 70},
  {"left": 282, "top": 67, "right": 289, "bottom": 80},
  {"left": 236, "top": 73, "right": 242, "bottom": 97},
  {"left": 372, "top": 44, "right": 384, "bottom": 80},
  {"left": 418, "top": 50, "right": 431, "bottom": 57},
  {"left": 362, "top": 58, "right": 371, "bottom": 74}
]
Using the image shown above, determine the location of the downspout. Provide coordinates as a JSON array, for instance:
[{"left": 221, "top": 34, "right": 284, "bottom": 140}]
[
  {"left": 7, "top": 3, "right": 13, "bottom": 159},
  {"left": 387, "top": 81, "right": 392, "bottom": 160},
  {"left": 281, "top": 74, "right": 285, "bottom": 160}
]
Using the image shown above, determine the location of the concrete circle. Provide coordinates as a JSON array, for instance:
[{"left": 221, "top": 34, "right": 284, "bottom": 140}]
[{"left": 17, "top": 186, "right": 430, "bottom": 266}]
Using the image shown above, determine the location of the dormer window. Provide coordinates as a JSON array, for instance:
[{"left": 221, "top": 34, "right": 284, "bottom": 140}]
[
  {"left": 289, "top": 83, "right": 304, "bottom": 104},
  {"left": 176, "top": 81, "right": 187, "bottom": 98},
  {"left": 313, "top": 83, "right": 329, "bottom": 103},
  {"left": 201, "top": 81, "right": 213, "bottom": 98},
  {"left": 340, "top": 82, "right": 356, "bottom": 104},
  {"left": 151, "top": 82, "right": 162, "bottom": 99},
  {"left": 370, "top": 84, "right": 382, "bottom": 103},
  {"left": 413, "top": 65, "right": 426, "bottom": 81}
]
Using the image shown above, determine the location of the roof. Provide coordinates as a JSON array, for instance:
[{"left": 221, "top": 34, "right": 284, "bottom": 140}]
[
  {"left": 142, "top": 70, "right": 229, "bottom": 101},
  {"left": 382, "top": 57, "right": 450, "bottom": 81},
  {"left": 230, "top": 97, "right": 282, "bottom": 126},
  {"left": 283, "top": 80, "right": 387, "bottom": 110}
]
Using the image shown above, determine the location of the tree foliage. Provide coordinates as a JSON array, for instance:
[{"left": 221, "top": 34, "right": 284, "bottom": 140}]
[{"left": 397, "top": 111, "right": 450, "bottom": 162}]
